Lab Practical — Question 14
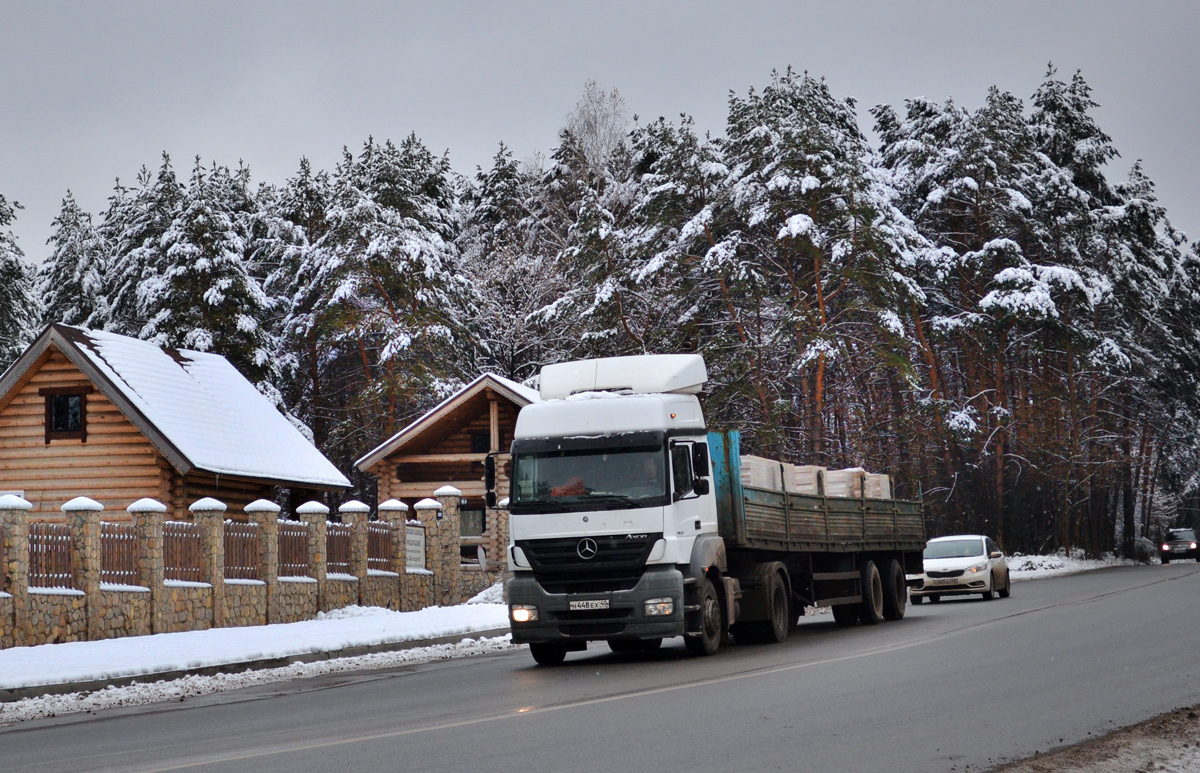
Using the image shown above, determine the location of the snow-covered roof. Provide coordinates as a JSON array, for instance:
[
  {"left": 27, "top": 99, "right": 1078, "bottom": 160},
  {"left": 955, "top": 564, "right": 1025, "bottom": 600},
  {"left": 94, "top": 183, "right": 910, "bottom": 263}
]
[
  {"left": 355, "top": 372, "right": 539, "bottom": 471},
  {"left": 0, "top": 325, "right": 350, "bottom": 489}
]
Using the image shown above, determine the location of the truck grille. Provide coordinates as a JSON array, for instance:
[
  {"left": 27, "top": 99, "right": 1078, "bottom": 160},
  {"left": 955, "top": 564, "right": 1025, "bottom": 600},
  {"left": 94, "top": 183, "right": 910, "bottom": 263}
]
[{"left": 516, "top": 533, "right": 662, "bottom": 594}]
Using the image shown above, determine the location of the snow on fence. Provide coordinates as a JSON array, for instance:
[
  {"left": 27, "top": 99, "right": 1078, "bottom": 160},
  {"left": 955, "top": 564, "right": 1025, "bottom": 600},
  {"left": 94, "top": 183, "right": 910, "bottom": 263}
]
[
  {"left": 28, "top": 522, "right": 74, "bottom": 589},
  {"left": 223, "top": 520, "right": 260, "bottom": 581},
  {"left": 367, "top": 522, "right": 393, "bottom": 572},
  {"left": 163, "top": 520, "right": 203, "bottom": 583},
  {"left": 100, "top": 521, "right": 138, "bottom": 586},
  {"left": 326, "top": 521, "right": 352, "bottom": 575},
  {"left": 278, "top": 520, "right": 308, "bottom": 577}
]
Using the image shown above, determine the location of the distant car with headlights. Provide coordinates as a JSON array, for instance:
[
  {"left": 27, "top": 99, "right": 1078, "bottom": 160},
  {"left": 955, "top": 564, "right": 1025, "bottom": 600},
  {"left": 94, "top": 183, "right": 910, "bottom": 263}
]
[
  {"left": 1160, "top": 528, "right": 1199, "bottom": 563},
  {"left": 911, "top": 535, "right": 1010, "bottom": 603}
]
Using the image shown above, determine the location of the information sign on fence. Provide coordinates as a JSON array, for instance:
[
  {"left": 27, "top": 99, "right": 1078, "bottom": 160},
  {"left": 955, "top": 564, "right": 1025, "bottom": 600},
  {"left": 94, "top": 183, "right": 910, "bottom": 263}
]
[{"left": 406, "top": 524, "right": 426, "bottom": 571}]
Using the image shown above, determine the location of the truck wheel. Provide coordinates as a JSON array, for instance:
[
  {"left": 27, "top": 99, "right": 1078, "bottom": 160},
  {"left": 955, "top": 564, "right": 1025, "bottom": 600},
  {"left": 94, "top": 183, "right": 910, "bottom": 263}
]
[
  {"left": 880, "top": 558, "right": 907, "bottom": 621},
  {"left": 529, "top": 642, "right": 568, "bottom": 666},
  {"left": 859, "top": 560, "right": 884, "bottom": 625},
  {"left": 685, "top": 577, "right": 723, "bottom": 656},
  {"left": 831, "top": 603, "right": 859, "bottom": 627},
  {"left": 739, "top": 572, "right": 789, "bottom": 644}
]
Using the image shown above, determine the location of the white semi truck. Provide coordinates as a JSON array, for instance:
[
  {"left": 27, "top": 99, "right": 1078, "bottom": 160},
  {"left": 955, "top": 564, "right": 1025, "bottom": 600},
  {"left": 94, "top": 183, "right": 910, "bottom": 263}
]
[{"left": 486, "top": 354, "right": 925, "bottom": 665}]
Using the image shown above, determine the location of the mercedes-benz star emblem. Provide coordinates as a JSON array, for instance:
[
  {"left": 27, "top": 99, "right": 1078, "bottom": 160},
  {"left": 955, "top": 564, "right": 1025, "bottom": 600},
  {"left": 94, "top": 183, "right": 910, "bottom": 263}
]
[{"left": 576, "top": 538, "right": 598, "bottom": 560}]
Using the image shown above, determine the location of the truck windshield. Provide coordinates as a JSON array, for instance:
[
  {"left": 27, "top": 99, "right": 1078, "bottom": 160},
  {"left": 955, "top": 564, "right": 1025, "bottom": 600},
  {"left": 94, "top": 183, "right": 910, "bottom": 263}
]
[{"left": 510, "top": 441, "right": 667, "bottom": 513}]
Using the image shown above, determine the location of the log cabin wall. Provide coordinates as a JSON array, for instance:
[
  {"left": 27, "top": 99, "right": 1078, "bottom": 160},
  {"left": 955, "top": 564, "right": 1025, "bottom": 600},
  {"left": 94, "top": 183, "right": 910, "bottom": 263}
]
[{"left": 0, "top": 348, "right": 168, "bottom": 521}]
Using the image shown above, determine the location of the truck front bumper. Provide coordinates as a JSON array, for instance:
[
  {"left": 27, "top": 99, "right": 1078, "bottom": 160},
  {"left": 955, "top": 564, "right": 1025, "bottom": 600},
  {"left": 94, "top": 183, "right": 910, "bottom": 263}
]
[{"left": 507, "top": 566, "right": 686, "bottom": 644}]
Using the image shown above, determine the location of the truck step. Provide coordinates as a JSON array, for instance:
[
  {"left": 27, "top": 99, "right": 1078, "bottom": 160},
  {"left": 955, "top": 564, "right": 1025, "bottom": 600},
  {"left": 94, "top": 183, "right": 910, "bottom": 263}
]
[{"left": 683, "top": 604, "right": 700, "bottom": 612}]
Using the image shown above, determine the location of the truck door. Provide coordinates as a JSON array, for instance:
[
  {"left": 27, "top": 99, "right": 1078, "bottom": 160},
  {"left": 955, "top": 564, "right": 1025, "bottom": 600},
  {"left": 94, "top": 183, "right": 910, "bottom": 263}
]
[{"left": 669, "top": 440, "right": 715, "bottom": 541}]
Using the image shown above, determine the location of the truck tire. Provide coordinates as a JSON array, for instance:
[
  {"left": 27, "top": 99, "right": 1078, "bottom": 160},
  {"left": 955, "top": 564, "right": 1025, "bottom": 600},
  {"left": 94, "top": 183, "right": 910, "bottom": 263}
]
[
  {"left": 831, "top": 603, "right": 859, "bottom": 627},
  {"left": 685, "top": 577, "right": 723, "bottom": 656},
  {"left": 881, "top": 558, "right": 907, "bottom": 621},
  {"left": 858, "top": 560, "right": 884, "bottom": 625},
  {"left": 734, "top": 572, "right": 790, "bottom": 644},
  {"left": 529, "top": 642, "right": 568, "bottom": 666}
]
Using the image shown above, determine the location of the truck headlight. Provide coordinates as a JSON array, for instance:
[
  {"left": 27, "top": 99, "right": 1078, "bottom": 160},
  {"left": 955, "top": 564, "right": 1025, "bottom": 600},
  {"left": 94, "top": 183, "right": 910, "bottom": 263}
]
[
  {"left": 643, "top": 597, "right": 674, "bottom": 616},
  {"left": 511, "top": 604, "right": 538, "bottom": 623}
]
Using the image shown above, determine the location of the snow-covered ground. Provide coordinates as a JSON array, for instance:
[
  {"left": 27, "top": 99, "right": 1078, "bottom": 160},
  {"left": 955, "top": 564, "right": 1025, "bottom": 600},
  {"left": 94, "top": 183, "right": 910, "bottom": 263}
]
[
  {"left": 0, "top": 554, "right": 1143, "bottom": 727},
  {"left": 1007, "top": 548, "right": 1135, "bottom": 580}
]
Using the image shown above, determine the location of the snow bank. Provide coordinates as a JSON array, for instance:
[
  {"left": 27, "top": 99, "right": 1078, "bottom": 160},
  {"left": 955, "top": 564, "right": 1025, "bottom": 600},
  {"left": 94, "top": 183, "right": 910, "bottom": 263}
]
[{"left": 1008, "top": 548, "right": 1135, "bottom": 580}]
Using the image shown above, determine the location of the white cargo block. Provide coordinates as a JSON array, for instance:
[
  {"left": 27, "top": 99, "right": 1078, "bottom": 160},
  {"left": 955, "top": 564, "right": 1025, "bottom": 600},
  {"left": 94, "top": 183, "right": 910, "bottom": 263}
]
[
  {"left": 740, "top": 455, "right": 784, "bottom": 490},
  {"left": 791, "top": 465, "right": 826, "bottom": 495},
  {"left": 824, "top": 467, "right": 867, "bottom": 498},
  {"left": 864, "top": 473, "right": 891, "bottom": 500}
]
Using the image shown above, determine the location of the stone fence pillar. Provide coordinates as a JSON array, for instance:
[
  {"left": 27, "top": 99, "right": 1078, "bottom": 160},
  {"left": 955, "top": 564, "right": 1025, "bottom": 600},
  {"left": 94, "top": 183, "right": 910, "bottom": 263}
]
[
  {"left": 245, "top": 499, "right": 280, "bottom": 623},
  {"left": 62, "top": 496, "right": 103, "bottom": 641},
  {"left": 128, "top": 498, "right": 167, "bottom": 633},
  {"left": 297, "top": 501, "right": 329, "bottom": 609},
  {"left": 377, "top": 499, "right": 409, "bottom": 609},
  {"left": 434, "top": 486, "right": 462, "bottom": 605},
  {"left": 189, "top": 497, "right": 227, "bottom": 628},
  {"left": 338, "top": 500, "right": 370, "bottom": 603},
  {"left": 0, "top": 494, "right": 33, "bottom": 646}
]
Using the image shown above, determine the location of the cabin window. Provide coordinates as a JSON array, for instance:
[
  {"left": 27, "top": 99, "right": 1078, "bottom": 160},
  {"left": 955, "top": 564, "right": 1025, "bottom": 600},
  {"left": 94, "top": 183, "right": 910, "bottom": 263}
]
[
  {"left": 40, "top": 386, "right": 92, "bottom": 443},
  {"left": 470, "top": 432, "right": 490, "bottom": 454}
]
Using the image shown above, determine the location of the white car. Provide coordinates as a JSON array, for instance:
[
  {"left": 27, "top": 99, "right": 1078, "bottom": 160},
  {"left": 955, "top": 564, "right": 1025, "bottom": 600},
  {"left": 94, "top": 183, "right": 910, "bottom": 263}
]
[{"left": 911, "top": 535, "right": 1010, "bottom": 603}]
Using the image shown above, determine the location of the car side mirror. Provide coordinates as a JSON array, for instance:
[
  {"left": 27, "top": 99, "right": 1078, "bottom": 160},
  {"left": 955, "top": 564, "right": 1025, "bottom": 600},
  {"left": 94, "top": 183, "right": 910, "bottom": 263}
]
[{"left": 989, "top": 551, "right": 1002, "bottom": 559}]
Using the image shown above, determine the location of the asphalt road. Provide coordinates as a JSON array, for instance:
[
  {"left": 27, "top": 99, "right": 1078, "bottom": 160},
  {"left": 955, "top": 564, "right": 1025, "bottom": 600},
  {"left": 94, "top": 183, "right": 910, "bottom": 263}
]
[{"left": 3, "top": 562, "right": 1199, "bottom": 773}]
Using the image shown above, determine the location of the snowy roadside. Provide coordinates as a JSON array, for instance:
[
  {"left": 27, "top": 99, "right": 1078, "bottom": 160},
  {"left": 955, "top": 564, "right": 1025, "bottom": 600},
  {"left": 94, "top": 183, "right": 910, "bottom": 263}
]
[{"left": 0, "top": 555, "right": 1143, "bottom": 727}]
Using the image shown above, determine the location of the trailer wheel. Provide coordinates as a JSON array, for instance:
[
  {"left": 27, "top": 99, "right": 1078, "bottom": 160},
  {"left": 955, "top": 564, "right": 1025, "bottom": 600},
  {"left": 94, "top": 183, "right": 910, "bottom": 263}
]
[
  {"left": 529, "top": 642, "right": 568, "bottom": 666},
  {"left": 881, "top": 559, "right": 907, "bottom": 621},
  {"left": 859, "top": 561, "right": 884, "bottom": 625},
  {"left": 685, "top": 577, "right": 722, "bottom": 656}
]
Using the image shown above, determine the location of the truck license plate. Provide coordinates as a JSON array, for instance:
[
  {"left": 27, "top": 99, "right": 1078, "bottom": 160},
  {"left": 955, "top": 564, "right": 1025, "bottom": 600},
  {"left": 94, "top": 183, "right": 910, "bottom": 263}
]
[{"left": 569, "top": 599, "right": 609, "bottom": 610}]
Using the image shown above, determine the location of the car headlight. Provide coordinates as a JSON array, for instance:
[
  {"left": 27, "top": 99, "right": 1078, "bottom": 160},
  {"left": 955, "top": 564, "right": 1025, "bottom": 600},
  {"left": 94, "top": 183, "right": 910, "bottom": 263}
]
[
  {"left": 510, "top": 604, "right": 538, "bottom": 623},
  {"left": 643, "top": 597, "right": 675, "bottom": 616},
  {"left": 966, "top": 561, "right": 989, "bottom": 574},
  {"left": 1192, "top": 542, "right": 1198, "bottom": 550},
  {"left": 1163, "top": 544, "right": 1171, "bottom": 551}
]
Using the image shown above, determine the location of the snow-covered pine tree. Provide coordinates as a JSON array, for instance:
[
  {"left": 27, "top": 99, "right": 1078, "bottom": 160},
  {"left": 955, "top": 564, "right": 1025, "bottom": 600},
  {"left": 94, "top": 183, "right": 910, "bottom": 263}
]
[
  {"left": 0, "top": 193, "right": 41, "bottom": 366},
  {"left": 39, "top": 191, "right": 108, "bottom": 327},
  {"left": 139, "top": 158, "right": 276, "bottom": 390}
]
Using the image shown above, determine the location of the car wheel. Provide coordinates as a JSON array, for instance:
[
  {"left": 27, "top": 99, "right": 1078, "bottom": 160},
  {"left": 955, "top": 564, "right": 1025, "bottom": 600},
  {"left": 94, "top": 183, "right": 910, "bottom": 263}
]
[
  {"left": 685, "top": 577, "right": 722, "bottom": 656},
  {"left": 529, "top": 642, "right": 568, "bottom": 666},
  {"left": 998, "top": 573, "right": 1011, "bottom": 598},
  {"left": 881, "top": 559, "right": 907, "bottom": 621},
  {"left": 929, "top": 594, "right": 941, "bottom": 603},
  {"left": 911, "top": 594, "right": 924, "bottom": 605},
  {"left": 981, "top": 573, "right": 995, "bottom": 600},
  {"left": 1161, "top": 556, "right": 1170, "bottom": 564}
]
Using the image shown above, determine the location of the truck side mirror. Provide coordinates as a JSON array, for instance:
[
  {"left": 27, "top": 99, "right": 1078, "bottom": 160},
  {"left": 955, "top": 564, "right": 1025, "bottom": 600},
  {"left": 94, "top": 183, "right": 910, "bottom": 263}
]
[
  {"left": 692, "top": 443, "right": 710, "bottom": 477},
  {"left": 484, "top": 455, "right": 497, "bottom": 508},
  {"left": 693, "top": 478, "right": 710, "bottom": 496}
]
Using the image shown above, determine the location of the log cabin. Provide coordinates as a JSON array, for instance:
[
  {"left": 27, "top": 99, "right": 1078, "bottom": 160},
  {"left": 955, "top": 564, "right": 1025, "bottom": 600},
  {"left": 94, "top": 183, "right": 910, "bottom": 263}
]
[
  {"left": 355, "top": 373, "right": 538, "bottom": 563},
  {"left": 0, "top": 324, "right": 350, "bottom": 521}
]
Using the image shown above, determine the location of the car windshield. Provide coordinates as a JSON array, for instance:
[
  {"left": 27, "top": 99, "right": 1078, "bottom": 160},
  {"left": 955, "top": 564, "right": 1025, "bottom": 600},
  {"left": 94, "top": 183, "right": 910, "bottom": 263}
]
[
  {"left": 1168, "top": 529, "right": 1196, "bottom": 542},
  {"left": 924, "top": 538, "right": 984, "bottom": 559},
  {"left": 510, "top": 441, "right": 667, "bottom": 513}
]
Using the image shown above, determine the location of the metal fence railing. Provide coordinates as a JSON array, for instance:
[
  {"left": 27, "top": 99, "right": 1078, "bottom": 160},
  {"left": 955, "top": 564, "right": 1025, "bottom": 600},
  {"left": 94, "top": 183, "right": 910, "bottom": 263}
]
[
  {"left": 278, "top": 520, "right": 308, "bottom": 577},
  {"left": 223, "top": 521, "right": 260, "bottom": 581},
  {"left": 100, "top": 521, "right": 138, "bottom": 585},
  {"left": 367, "top": 522, "right": 393, "bottom": 572},
  {"left": 29, "top": 522, "right": 74, "bottom": 589},
  {"left": 163, "top": 520, "right": 202, "bottom": 583},
  {"left": 326, "top": 522, "right": 352, "bottom": 575}
]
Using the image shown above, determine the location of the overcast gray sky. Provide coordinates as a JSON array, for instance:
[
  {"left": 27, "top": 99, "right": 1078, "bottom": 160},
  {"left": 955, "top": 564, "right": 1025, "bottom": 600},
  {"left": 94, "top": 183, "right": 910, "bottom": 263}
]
[{"left": 2, "top": 1, "right": 1198, "bottom": 261}]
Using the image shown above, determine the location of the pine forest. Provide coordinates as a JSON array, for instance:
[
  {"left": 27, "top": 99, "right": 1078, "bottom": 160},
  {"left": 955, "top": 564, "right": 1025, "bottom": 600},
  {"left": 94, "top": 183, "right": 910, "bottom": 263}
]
[{"left": 2, "top": 68, "right": 1197, "bottom": 558}]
